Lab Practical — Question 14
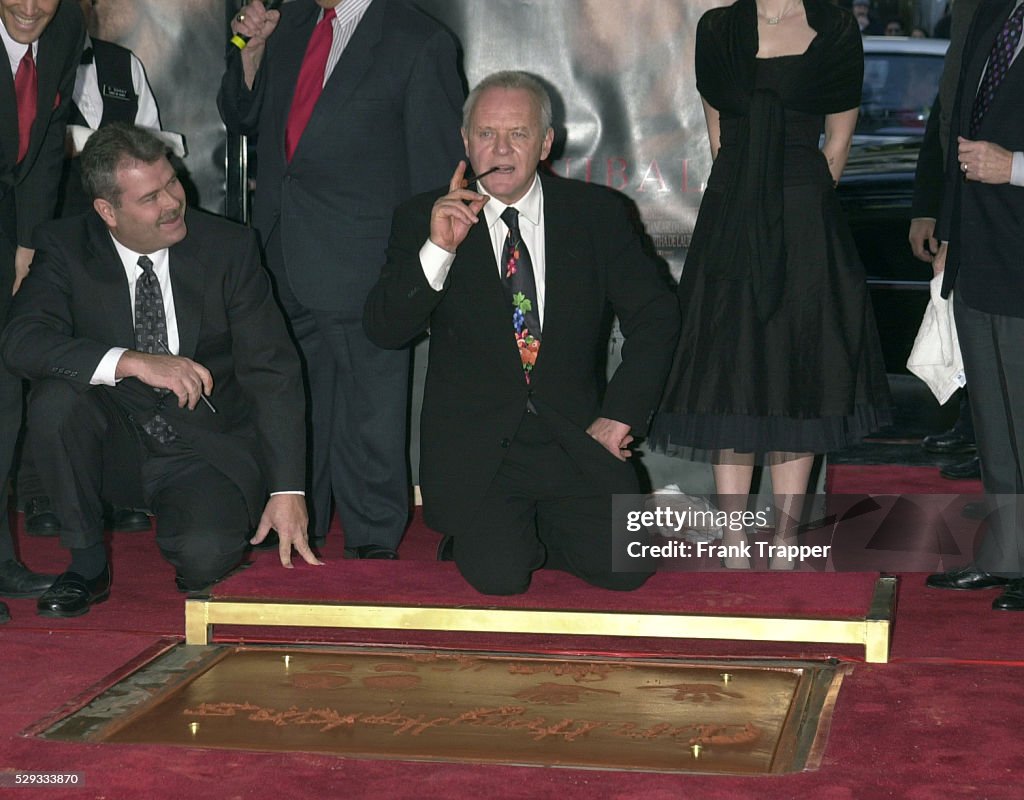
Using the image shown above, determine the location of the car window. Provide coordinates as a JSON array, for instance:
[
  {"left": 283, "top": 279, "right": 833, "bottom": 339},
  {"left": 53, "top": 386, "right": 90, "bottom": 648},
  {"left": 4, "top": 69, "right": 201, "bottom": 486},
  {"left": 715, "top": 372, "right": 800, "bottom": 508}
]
[{"left": 859, "top": 53, "right": 943, "bottom": 138}]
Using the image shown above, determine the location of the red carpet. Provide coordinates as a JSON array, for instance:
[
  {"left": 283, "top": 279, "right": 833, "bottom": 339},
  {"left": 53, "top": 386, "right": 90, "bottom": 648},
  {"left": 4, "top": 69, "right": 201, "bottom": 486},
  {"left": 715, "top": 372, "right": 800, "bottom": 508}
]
[
  {"left": 2, "top": 487, "right": 1023, "bottom": 798},
  {"left": 828, "top": 463, "right": 983, "bottom": 494}
]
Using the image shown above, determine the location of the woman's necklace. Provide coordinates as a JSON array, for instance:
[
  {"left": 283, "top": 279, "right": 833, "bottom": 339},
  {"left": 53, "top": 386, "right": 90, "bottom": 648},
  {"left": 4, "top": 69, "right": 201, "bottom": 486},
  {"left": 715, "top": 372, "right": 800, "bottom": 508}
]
[{"left": 761, "top": 1, "right": 801, "bottom": 25}]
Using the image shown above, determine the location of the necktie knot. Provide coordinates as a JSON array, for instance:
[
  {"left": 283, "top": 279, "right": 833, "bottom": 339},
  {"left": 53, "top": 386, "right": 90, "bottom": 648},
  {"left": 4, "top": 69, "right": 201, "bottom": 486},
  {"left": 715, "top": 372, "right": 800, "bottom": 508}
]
[
  {"left": 501, "top": 206, "right": 521, "bottom": 236},
  {"left": 137, "top": 255, "right": 155, "bottom": 275}
]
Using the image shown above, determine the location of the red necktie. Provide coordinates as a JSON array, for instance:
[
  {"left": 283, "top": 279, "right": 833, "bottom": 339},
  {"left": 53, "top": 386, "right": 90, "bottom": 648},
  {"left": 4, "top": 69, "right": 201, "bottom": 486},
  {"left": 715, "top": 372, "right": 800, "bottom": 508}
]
[
  {"left": 285, "top": 8, "right": 336, "bottom": 162},
  {"left": 14, "top": 47, "right": 38, "bottom": 163}
]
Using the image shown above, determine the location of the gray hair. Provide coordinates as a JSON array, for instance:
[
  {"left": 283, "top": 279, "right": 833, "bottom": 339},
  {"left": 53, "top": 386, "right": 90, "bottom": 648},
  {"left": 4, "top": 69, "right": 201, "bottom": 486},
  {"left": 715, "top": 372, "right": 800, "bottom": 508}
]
[
  {"left": 80, "top": 122, "right": 169, "bottom": 206},
  {"left": 462, "top": 71, "right": 553, "bottom": 132}
]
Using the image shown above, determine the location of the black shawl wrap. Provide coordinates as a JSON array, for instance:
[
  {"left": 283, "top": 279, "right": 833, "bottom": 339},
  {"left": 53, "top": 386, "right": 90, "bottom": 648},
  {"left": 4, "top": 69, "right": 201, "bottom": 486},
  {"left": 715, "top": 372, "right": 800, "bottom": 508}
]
[{"left": 694, "top": 0, "right": 863, "bottom": 321}]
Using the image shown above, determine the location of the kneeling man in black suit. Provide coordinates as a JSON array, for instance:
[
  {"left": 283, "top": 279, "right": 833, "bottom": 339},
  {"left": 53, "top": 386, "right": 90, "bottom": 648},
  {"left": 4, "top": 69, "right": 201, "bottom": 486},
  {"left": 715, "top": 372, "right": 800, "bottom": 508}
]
[
  {"left": 1, "top": 123, "right": 321, "bottom": 617},
  {"left": 365, "top": 72, "right": 679, "bottom": 595}
]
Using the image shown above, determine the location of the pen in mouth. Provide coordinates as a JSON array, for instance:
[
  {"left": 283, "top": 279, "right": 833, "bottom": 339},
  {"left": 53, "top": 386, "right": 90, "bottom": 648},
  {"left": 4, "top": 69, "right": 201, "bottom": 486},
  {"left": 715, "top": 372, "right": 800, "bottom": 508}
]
[{"left": 464, "top": 165, "right": 502, "bottom": 183}]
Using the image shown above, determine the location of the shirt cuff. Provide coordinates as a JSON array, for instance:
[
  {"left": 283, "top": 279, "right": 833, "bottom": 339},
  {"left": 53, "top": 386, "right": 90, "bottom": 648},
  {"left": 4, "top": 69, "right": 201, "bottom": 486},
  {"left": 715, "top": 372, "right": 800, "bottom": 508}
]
[
  {"left": 91, "top": 347, "right": 128, "bottom": 386},
  {"left": 270, "top": 491, "right": 305, "bottom": 496},
  {"left": 1011, "top": 152, "right": 1024, "bottom": 187},
  {"left": 420, "top": 239, "right": 456, "bottom": 292}
]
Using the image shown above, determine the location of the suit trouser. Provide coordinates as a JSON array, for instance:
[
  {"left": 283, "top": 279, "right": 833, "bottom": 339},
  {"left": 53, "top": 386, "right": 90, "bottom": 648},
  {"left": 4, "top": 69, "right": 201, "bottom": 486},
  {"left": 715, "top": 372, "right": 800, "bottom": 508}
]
[
  {"left": 448, "top": 408, "right": 653, "bottom": 596},
  {"left": 268, "top": 230, "right": 409, "bottom": 547},
  {"left": 28, "top": 379, "right": 250, "bottom": 587},
  {"left": 954, "top": 294, "right": 1024, "bottom": 577}
]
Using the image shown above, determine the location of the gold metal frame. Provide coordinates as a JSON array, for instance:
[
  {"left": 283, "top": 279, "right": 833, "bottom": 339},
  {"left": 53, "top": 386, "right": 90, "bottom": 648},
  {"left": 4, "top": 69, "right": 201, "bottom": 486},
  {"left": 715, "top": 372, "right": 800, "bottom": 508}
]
[{"left": 184, "top": 576, "right": 895, "bottom": 663}]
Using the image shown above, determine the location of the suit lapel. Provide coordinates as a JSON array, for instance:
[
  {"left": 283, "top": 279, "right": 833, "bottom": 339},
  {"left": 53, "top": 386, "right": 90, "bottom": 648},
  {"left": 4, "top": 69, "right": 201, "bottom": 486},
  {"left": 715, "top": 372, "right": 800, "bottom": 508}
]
[
  {"left": 301, "top": 0, "right": 387, "bottom": 149},
  {"left": 0, "top": 55, "right": 15, "bottom": 170},
  {"left": 85, "top": 217, "right": 135, "bottom": 348},
  {"left": 168, "top": 229, "right": 205, "bottom": 359},
  {"left": 534, "top": 175, "right": 584, "bottom": 383},
  {"left": 273, "top": 1, "right": 320, "bottom": 162}
]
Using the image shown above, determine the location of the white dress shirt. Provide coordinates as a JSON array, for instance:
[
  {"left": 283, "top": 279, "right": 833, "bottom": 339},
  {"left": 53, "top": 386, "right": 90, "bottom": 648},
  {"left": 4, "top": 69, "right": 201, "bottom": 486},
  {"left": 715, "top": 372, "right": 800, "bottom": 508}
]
[
  {"left": 419, "top": 173, "right": 548, "bottom": 326},
  {"left": 91, "top": 237, "right": 178, "bottom": 386}
]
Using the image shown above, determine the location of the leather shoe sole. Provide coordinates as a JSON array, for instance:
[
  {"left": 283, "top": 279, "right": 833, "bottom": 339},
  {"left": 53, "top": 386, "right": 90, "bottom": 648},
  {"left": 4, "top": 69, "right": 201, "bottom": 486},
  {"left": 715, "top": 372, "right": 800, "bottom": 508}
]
[
  {"left": 0, "top": 559, "right": 57, "bottom": 598},
  {"left": 23, "top": 497, "right": 61, "bottom": 537},
  {"left": 921, "top": 432, "right": 977, "bottom": 455},
  {"left": 992, "top": 581, "right": 1024, "bottom": 611},
  {"left": 37, "top": 566, "right": 112, "bottom": 618},
  {"left": 25, "top": 511, "right": 61, "bottom": 537},
  {"left": 940, "top": 457, "right": 982, "bottom": 481},
  {"left": 344, "top": 544, "right": 399, "bottom": 560},
  {"left": 107, "top": 508, "right": 152, "bottom": 533},
  {"left": 926, "top": 567, "right": 1009, "bottom": 591}
]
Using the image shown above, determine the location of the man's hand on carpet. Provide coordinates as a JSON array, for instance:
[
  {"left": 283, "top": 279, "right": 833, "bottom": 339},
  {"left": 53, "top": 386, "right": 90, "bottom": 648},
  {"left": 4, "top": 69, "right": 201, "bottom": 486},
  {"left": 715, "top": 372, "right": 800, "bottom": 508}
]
[
  {"left": 252, "top": 494, "right": 323, "bottom": 568},
  {"left": 586, "top": 417, "right": 633, "bottom": 461}
]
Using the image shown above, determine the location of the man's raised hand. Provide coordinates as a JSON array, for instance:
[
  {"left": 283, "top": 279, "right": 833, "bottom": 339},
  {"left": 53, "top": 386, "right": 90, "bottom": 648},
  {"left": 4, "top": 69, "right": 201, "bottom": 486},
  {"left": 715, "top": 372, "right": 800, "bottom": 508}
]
[{"left": 429, "top": 160, "right": 489, "bottom": 253}]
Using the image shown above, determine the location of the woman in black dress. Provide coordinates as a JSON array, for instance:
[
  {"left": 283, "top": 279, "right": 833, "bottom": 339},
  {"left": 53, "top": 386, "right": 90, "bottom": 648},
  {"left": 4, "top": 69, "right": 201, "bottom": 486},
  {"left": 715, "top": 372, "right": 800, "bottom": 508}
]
[{"left": 651, "top": 0, "right": 891, "bottom": 562}]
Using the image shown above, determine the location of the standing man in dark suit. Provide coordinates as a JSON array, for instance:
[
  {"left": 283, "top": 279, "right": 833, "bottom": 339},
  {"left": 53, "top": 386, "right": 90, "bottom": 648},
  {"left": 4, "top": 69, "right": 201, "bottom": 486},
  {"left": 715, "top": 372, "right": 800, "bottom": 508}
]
[
  {"left": 1, "top": 123, "right": 319, "bottom": 618},
  {"left": 926, "top": 0, "right": 1024, "bottom": 610},
  {"left": 0, "top": 0, "right": 85, "bottom": 621},
  {"left": 365, "top": 72, "right": 679, "bottom": 595},
  {"left": 218, "top": 0, "right": 464, "bottom": 559}
]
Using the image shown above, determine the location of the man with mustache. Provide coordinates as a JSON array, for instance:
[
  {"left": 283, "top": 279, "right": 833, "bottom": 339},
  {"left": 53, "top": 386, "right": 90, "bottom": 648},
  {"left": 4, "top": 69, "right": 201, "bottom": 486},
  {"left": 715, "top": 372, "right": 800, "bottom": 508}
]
[{"left": 1, "top": 123, "right": 319, "bottom": 617}]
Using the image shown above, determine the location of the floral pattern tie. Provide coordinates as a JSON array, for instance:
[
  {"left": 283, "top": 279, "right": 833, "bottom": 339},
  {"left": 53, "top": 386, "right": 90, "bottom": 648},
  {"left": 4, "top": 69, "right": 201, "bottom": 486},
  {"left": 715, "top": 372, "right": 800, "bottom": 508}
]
[
  {"left": 135, "top": 255, "right": 177, "bottom": 444},
  {"left": 500, "top": 207, "right": 541, "bottom": 383},
  {"left": 970, "top": 2, "right": 1024, "bottom": 137}
]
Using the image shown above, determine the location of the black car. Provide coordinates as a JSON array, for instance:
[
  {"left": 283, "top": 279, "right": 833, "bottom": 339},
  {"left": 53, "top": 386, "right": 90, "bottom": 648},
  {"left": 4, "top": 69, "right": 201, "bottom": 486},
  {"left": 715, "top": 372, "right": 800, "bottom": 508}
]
[{"left": 837, "top": 37, "right": 949, "bottom": 374}]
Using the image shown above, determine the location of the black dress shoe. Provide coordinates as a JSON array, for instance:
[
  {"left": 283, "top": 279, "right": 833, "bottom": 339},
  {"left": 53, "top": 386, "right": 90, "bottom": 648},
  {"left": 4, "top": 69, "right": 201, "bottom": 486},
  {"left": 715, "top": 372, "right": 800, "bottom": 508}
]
[
  {"left": 940, "top": 456, "right": 982, "bottom": 481},
  {"left": 436, "top": 535, "right": 454, "bottom": 562},
  {"left": 106, "top": 507, "right": 152, "bottom": 533},
  {"left": 926, "top": 566, "right": 1009, "bottom": 591},
  {"left": 23, "top": 496, "right": 60, "bottom": 537},
  {"left": 343, "top": 544, "right": 399, "bottom": 560},
  {"left": 922, "top": 429, "right": 977, "bottom": 455},
  {"left": 0, "top": 559, "right": 57, "bottom": 598},
  {"left": 0, "top": 601, "right": 9, "bottom": 624},
  {"left": 36, "top": 566, "right": 112, "bottom": 618},
  {"left": 992, "top": 580, "right": 1024, "bottom": 611}
]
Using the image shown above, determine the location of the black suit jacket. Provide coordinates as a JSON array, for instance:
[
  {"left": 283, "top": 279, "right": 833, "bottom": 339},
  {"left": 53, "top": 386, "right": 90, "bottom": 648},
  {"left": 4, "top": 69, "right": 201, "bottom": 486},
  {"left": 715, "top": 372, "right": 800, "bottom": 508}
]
[
  {"left": 0, "top": 211, "right": 306, "bottom": 525},
  {"left": 0, "top": 1, "right": 84, "bottom": 319},
  {"left": 364, "top": 173, "right": 680, "bottom": 534},
  {"left": 218, "top": 0, "right": 464, "bottom": 317},
  {"left": 939, "top": 0, "right": 1024, "bottom": 317}
]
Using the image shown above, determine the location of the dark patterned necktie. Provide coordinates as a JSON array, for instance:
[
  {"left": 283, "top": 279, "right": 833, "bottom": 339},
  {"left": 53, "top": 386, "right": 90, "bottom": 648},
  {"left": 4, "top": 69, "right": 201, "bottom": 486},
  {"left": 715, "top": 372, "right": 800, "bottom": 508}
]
[
  {"left": 970, "top": 2, "right": 1024, "bottom": 136},
  {"left": 134, "top": 255, "right": 177, "bottom": 444},
  {"left": 500, "top": 207, "right": 541, "bottom": 383}
]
